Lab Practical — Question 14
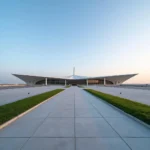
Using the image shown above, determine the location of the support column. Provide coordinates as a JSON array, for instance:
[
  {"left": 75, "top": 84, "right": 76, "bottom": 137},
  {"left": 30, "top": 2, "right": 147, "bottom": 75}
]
[
  {"left": 65, "top": 80, "right": 66, "bottom": 86},
  {"left": 116, "top": 81, "right": 119, "bottom": 85},
  {"left": 27, "top": 82, "right": 30, "bottom": 86},
  {"left": 104, "top": 78, "right": 106, "bottom": 86},
  {"left": 86, "top": 79, "right": 88, "bottom": 87},
  {"left": 45, "top": 78, "right": 47, "bottom": 86}
]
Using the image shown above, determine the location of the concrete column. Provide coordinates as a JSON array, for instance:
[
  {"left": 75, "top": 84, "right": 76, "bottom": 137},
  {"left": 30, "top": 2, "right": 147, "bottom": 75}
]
[
  {"left": 65, "top": 80, "right": 66, "bottom": 86},
  {"left": 27, "top": 82, "right": 30, "bottom": 86},
  {"left": 104, "top": 78, "right": 106, "bottom": 86},
  {"left": 45, "top": 78, "right": 47, "bottom": 86},
  {"left": 86, "top": 79, "right": 88, "bottom": 87},
  {"left": 116, "top": 81, "right": 119, "bottom": 85},
  {"left": 27, "top": 81, "right": 34, "bottom": 86}
]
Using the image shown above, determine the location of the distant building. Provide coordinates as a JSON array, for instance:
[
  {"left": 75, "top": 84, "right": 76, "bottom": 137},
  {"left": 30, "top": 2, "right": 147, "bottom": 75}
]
[{"left": 13, "top": 68, "right": 137, "bottom": 86}]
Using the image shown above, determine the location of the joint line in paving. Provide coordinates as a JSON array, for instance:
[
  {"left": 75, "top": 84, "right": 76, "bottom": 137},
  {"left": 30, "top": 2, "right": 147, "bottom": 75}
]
[
  {"left": 20, "top": 94, "right": 64, "bottom": 150},
  {"left": 87, "top": 96, "right": 133, "bottom": 150}
]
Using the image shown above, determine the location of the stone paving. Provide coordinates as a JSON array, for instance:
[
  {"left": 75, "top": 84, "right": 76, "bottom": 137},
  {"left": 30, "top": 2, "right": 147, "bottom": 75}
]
[
  {"left": 0, "top": 85, "right": 63, "bottom": 106},
  {"left": 90, "top": 85, "right": 150, "bottom": 105},
  {"left": 0, "top": 87, "right": 150, "bottom": 150}
]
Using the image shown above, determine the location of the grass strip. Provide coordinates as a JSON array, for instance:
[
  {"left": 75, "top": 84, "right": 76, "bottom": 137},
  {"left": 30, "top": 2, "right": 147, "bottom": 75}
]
[
  {"left": 77, "top": 85, "right": 84, "bottom": 88},
  {"left": 65, "top": 85, "right": 71, "bottom": 88},
  {"left": 0, "top": 89, "right": 64, "bottom": 125},
  {"left": 85, "top": 89, "right": 150, "bottom": 125}
]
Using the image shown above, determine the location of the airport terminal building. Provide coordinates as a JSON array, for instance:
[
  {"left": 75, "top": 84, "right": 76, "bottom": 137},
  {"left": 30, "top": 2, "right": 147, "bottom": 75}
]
[{"left": 13, "top": 69, "right": 137, "bottom": 86}]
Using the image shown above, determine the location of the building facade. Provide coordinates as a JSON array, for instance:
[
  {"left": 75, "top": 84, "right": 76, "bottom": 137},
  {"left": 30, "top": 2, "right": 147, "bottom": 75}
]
[{"left": 13, "top": 73, "right": 137, "bottom": 86}]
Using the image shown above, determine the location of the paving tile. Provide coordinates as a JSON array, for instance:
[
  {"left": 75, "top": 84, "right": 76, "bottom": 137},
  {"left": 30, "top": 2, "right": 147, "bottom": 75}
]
[
  {"left": 22, "top": 138, "right": 75, "bottom": 150},
  {"left": 54, "top": 104, "right": 74, "bottom": 109},
  {"left": 48, "top": 108, "right": 74, "bottom": 117},
  {"left": 75, "top": 108, "right": 102, "bottom": 117},
  {"left": 76, "top": 138, "right": 130, "bottom": 150},
  {"left": 124, "top": 138, "right": 150, "bottom": 150},
  {"left": 33, "top": 118, "right": 74, "bottom": 137},
  {"left": 106, "top": 118, "right": 150, "bottom": 137},
  {"left": 75, "top": 118, "right": 118, "bottom": 137},
  {"left": 0, "top": 86, "right": 63, "bottom": 106},
  {"left": 91, "top": 86, "right": 150, "bottom": 105},
  {"left": 0, "top": 138, "right": 28, "bottom": 150},
  {"left": 22, "top": 108, "right": 51, "bottom": 119},
  {"left": 75, "top": 99, "right": 93, "bottom": 109},
  {"left": 88, "top": 96, "right": 126, "bottom": 118},
  {"left": 0, "top": 118, "right": 44, "bottom": 137},
  {"left": 75, "top": 103, "right": 93, "bottom": 108},
  {"left": 95, "top": 106, "right": 126, "bottom": 118}
]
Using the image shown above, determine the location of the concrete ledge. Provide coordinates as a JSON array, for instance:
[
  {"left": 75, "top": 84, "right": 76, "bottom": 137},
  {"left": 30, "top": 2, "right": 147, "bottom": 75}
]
[
  {"left": 92, "top": 94, "right": 150, "bottom": 129},
  {"left": 109, "top": 103, "right": 150, "bottom": 129},
  {"left": 0, "top": 90, "right": 64, "bottom": 130}
]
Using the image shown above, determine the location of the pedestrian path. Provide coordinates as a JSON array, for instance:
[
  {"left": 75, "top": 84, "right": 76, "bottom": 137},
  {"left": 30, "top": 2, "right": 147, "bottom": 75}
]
[{"left": 0, "top": 87, "right": 150, "bottom": 150}]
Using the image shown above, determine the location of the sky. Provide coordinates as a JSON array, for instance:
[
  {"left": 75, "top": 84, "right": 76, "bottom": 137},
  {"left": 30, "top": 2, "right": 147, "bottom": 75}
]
[{"left": 0, "top": 0, "right": 150, "bottom": 84}]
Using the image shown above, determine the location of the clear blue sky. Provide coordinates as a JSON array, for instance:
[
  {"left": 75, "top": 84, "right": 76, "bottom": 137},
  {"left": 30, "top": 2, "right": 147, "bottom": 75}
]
[{"left": 0, "top": 0, "right": 150, "bottom": 84}]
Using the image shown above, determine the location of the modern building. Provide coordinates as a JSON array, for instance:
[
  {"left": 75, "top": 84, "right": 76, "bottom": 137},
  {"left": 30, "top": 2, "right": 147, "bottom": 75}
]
[{"left": 13, "top": 68, "right": 137, "bottom": 86}]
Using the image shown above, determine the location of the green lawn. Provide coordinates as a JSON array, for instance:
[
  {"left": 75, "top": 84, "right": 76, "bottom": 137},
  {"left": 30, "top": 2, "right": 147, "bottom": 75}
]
[
  {"left": 85, "top": 89, "right": 150, "bottom": 125},
  {"left": 65, "top": 85, "right": 71, "bottom": 88},
  {"left": 0, "top": 89, "right": 64, "bottom": 125},
  {"left": 77, "top": 85, "right": 84, "bottom": 88}
]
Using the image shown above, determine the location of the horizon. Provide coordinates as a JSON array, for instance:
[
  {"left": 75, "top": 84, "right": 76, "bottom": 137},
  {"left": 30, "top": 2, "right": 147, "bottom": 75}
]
[{"left": 0, "top": 0, "right": 150, "bottom": 84}]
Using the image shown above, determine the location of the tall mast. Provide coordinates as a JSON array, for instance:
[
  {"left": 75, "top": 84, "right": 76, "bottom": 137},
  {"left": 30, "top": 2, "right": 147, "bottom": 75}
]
[{"left": 73, "top": 67, "right": 75, "bottom": 75}]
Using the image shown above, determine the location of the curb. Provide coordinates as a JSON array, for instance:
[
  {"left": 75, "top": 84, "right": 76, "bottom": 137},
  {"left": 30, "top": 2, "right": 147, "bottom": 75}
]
[
  {"left": 84, "top": 89, "right": 150, "bottom": 129},
  {"left": 108, "top": 102, "right": 150, "bottom": 129},
  {"left": 0, "top": 90, "right": 64, "bottom": 130}
]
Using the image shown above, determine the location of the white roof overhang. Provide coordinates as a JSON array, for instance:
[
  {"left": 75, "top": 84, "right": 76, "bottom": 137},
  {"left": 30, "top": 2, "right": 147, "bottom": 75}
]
[{"left": 13, "top": 73, "right": 137, "bottom": 84}]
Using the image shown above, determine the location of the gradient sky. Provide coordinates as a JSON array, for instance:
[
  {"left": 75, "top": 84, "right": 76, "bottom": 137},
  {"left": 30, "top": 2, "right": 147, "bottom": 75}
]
[{"left": 0, "top": 0, "right": 150, "bottom": 84}]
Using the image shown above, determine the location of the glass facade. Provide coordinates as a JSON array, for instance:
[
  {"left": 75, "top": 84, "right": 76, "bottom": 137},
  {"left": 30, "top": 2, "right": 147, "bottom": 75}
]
[{"left": 36, "top": 79, "right": 113, "bottom": 85}]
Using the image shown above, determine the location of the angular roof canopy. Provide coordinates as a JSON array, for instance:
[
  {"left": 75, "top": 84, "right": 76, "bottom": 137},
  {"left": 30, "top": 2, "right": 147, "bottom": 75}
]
[{"left": 13, "top": 73, "right": 138, "bottom": 84}]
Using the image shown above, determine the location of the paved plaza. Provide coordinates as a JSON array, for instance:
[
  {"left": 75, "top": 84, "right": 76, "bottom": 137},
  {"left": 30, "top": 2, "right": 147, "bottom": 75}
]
[
  {"left": 0, "top": 87, "right": 150, "bottom": 150},
  {"left": 90, "top": 86, "right": 150, "bottom": 105},
  {"left": 0, "top": 85, "right": 63, "bottom": 106}
]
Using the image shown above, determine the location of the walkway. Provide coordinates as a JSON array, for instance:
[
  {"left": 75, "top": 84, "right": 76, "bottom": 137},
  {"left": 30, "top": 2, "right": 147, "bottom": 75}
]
[{"left": 0, "top": 87, "right": 150, "bottom": 150}]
